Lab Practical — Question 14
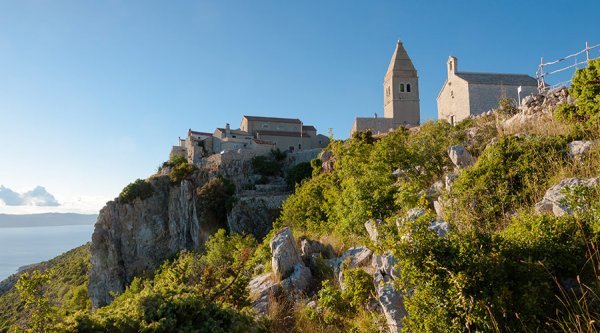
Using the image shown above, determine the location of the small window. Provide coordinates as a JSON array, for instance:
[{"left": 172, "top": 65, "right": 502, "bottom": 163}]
[
  {"left": 298, "top": 143, "right": 302, "bottom": 150},
  {"left": 262, "top": 124, "right": 269, "bottom": 129},
  {"left": 406, "top": 84, "right": 411, "bottom": 92},
  {"left": 232, "top": 135, "right": 236, "bottom": 138},
  {"left": 399, "top": 83, "right": 405, "bottom": 92}
]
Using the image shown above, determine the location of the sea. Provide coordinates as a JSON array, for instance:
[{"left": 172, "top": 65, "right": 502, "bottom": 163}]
[{"left": 0, "top": 224, "right": 94, "bottom": 281}]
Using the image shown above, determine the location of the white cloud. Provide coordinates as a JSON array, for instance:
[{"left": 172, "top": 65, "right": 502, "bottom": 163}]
[{"left": 0, "top": 185, "right": 59, "bottom": 206}]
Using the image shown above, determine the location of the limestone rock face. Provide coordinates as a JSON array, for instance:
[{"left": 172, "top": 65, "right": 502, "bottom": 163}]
[
  {"left": 248, "top": 272, "right": 280, "bottom": 315},
  {"left": 89, "top": 175, "right": 217, "bottom": 309},
  {"left": 535, "top": 177, "right": 600, "bottom": 216},
  {"left": 227, "top": 194, "right": 288, "bottom": 240},
  {"left": 280, "top": 264, "right": 312, "bottom": 292},
  {"left": 270, "top": 227, "right": 303, "bottom": 280},
  {"left": 448, "top": 145, "right": 475, "bottom": 169},
  {"left": 375, "top": 279, "right": 407, "bottom": 333}
]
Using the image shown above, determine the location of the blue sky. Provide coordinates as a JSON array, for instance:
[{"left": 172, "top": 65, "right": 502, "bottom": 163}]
[{"left": 0, "top": 0, "right": 598, "bottom": 214}]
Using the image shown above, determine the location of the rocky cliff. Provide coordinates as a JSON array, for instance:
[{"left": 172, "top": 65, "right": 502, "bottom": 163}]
[{"left": 89, "top": 154, "right": 294, "bottom": 309}]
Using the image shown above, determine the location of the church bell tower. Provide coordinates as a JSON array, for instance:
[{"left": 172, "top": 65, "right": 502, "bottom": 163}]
[{"left": 383, "top": 40, "right": 420, "bottom": 126}]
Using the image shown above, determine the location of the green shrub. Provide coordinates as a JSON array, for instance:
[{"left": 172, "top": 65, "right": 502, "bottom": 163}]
[
  {"left": 251, "top": 155, "right": 281, "bottom": 176},
  {"left": 497, "top": 97, "right": 518, "bottom": 117},
  {"left": 270, "top": 148, "right": 287, "bottom": 162},
  {"left": 391, "top": 209, "right": 596, "bottom": 332},
  {"left": 196, "top": 178, "right": 236, "bottom": 227},
  {"left": 341, "top": 269, "right": 375, "bottom": 309},
  {"left": 118, "top": 179, "right": 154, "bottom": 203},
  {"left": 554, "top": 58, "right": 600, "bottom": 127},
  {"left": 286, "top": 162, "right": 312, "bottom": 188},
  {"left": 449, "top": 135, "right": 569, "bottom": 231},
  {"left": 168, "top": 161, "right": 196, "bottom": 183},
  {"left": 62, "top": 230, "right": 264, "bottom": 332}
]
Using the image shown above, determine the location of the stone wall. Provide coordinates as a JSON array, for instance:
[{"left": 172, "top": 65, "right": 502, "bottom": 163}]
[
  {"left": 437, "top": 77, "right": 470, "bottom": 124},
  {"left": 351, "top": 117, "right": 395, "bottom": 135},
  {"left": 468, "top": 83, "right": 537, "bottom": 117},
  {"left": 287, "top": 148, "right": 321, "bottom": 166}
]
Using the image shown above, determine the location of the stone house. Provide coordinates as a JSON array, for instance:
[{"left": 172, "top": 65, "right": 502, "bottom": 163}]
[
  {"left": 241, "top": 115, "right": 328, "bottom": 153},
  {"left": 171, "top": 116, "right": 329, "bottom": 164},
  {"left": 437, "top": 56, "right": 538, "bottom": 125},
  {"left": 351, "top": 40, "right": 420, "bottom": 135}
]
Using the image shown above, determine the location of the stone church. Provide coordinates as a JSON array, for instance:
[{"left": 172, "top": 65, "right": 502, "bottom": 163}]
[
  {"left": 437, "top": 56, "right": 538, "bottom": 125},
  {"left": 350, "top": 40, "right": 420, "bottom": 135}
]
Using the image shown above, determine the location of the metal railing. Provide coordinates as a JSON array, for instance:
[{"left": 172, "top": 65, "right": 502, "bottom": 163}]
[{"left": 536, "top": 41, "right": 600, "bottom": 92}]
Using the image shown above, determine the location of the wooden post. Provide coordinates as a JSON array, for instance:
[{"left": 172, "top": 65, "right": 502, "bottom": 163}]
[{"left": 586, "top": 41, "right": 590, "bottom": 63}]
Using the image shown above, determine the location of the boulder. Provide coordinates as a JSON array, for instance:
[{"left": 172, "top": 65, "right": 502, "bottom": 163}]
[
  {"left": 568, "top": 140, "right": 594, "bottom": 159},
  {"left": 429, "top": 219, "right": 450, "bottom": 238},
  {"left": 364, "top": 219, "right": 382, "bottom": 242},
  {"left": 433, "top": 200, "right": 444, "bottom": 217},
  {"left": 340, "top": 246, "right": 374, "bottom": 268},
  {"left": 448, "top": 145, "right": 475, "bottom": 169},
  {"left": 535, "top": 177, "right": 600, "bottom": 216},
  {"left": 280, "top": 264, "right": 312, "bottom": 293},
  {"left": 300, "top": 239, "right": 334, "bottom": 259},
  {"left": 248, "top": 272, "right": 280, "bottom": 315},
  {"left": 374, "top": 274, "right": 407, "bottom": 333},
  {"left": 406, "top": 208, "right": 425, "bottom": 221},
  {"left": 372, "top": 252, "right": 399, "bottom": 281},
  {"left": 270, "top": 227, "right": 303, "bottom": 280},
  {"left": 319, "top": 150, "right": 335, "bottom": 172}
]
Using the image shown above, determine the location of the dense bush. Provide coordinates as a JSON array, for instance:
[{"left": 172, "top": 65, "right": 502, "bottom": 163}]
[
  {"left": 0, "top": 244, "right": 91, "bottom": 331},
  {"left": 251, "top": 155, "right": 281, "bottom": 176},
  {"left": 118, "top": 179, "right": 154, "bottom": 203},
  {"left": 58, "top": 230, "right": 265, "bottom": 332},
  {"left": 196, "top": 178, "right": 236, "bottom": 227},
  {"left": 554, "top": 58, "right": 600, "bottom": 128},
  {"left": 449, "top": 135, "right": 569, "bottom": 231},
  {"left": 168, "top": 160, "right": 196, "bottom": 183},
  {"left": 391, "top": 210, "right": 596, "bottom": 332},
  {"left": 277, "top": 121, "right": 464, "bottom": 241},
  {"left": 496, "top": 96, "right": 518, "bottom": 117},
  {"left": 286, "top": 162, "right": 313, "bottom": 188}
]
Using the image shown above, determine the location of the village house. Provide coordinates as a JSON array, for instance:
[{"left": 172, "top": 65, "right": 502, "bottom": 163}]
[
  {"left": 351, "top": 40, "right": 420, "bottom": 135},
  {"left": 170, "top": 115, "right": 329, "bottom": 164},
  {"left": 437, "top": 56, "right": 538, "bottom": 125}
]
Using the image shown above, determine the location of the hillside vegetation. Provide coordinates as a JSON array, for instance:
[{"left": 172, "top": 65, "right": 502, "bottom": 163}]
[{"left": 0, "top": 59, "right": 598, "bottom": 333}]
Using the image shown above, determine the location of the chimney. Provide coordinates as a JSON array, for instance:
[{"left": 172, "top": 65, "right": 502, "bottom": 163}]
[
  {"left": 448, "top": 56, "right": 457, "bottom": 76},
  {"left": 225, "top": 123, "right": 231, "bottom": 137}
]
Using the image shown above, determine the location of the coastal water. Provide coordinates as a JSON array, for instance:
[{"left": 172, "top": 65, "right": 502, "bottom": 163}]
[{"left": 0, "top": 224, "right": 94, "bottom": 281}]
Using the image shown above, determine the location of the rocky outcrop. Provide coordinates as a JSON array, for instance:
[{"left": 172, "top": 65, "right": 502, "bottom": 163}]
[
  {"left": 319, "top": 150, "right": 335, "bottom": 172},
  {"left": 227, "top": 194, "right": 288, "bottom": 240},
  {"left": 448, "top": 145, "right": 475, "bottom": 169},
  {"left": 535, "top": 177, "right": 599, "bottom": 216},
  {"left": 365, "top": 219, "right": 382, "bottom": 242},
  {"left": 270, "top": 227, "right": 304, "bottom": 280},
  {"left": 250, "top": 227, "right": 313, "bottom": 314},
  {"left": 568, "top": 140, "right": 594, "bottom": 159},
  {"left": 89, "top": 175, "right": 221, "bottom": 309},
  {"left": 248, "top": 272, "right": 279, "bottom": 314}
]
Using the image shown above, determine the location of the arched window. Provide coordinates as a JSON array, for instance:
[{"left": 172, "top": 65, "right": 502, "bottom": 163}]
[
  {"left": 406, "top": 84, "right": 411, "bottom": 92},
  {"left": 399, "top": 83, "right": 405, "bottom": 92}
]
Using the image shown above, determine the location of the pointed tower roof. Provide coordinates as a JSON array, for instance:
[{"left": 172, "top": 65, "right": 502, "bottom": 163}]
[{"left": 385, "top": 40, "right": 417, "bottom": 76}]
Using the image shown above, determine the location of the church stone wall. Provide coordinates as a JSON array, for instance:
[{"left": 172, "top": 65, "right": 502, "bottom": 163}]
[
  {"left": 437, "top": 78, "right": 470, "bottom": 124},
  {"left": 468, "top": 84, "right": 537, "bottom": 117}
]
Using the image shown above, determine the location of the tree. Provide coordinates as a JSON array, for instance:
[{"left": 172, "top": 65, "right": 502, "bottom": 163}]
[{"left": 13, "top": 270, "right": 56, "bottom": 332}]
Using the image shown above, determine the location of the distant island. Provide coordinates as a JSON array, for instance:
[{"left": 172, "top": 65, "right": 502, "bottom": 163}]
[{"left": 0, "top": 213, "right": 98, "bottom": 228}]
